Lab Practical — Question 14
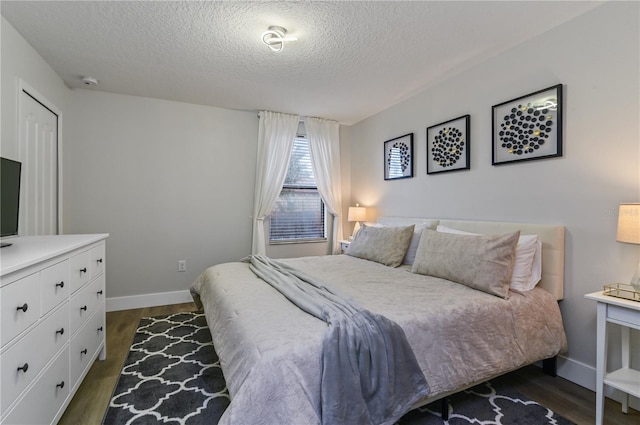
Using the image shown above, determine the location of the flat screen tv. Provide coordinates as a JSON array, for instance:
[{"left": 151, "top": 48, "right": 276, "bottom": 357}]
[{"left": 1, "top": 157, "right": 22, "bottom": 247}]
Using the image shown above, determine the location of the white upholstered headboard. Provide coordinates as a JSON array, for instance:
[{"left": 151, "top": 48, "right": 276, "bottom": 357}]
[{"left": 377, "top": 217, "right": 565, "bottom": 300}]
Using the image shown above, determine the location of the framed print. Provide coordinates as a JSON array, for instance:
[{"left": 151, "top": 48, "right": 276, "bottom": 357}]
[
  {"left": 426, "top": 114, "right": 470, "bottom": 174},
  {"left": 384, "top": 133, "right": 413, "bottom": 180},
  {"left": 492, "top": 84, "right": 563, "bottom": 165}
]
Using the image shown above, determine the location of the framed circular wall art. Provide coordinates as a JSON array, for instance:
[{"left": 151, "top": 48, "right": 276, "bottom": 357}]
[
  {"left": 384, "top": 133, "right": 413, "bottom": 180},
  {"left": 492, "top": 84, "right": 563, "bottom": 165},
  {"left": 426, "top": 114, "right": 471, "bottom": 174}
]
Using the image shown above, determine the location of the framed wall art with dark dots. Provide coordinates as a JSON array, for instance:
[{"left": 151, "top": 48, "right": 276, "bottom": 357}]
[
  {"left": 492, "top": 84, "right": 563, "bottom": 165},
  {"left": 426, "top": 114, "right": 471, "bottom": 174},
  {"left": 384, "top": 133, "right": 413, "bottom": 180}
]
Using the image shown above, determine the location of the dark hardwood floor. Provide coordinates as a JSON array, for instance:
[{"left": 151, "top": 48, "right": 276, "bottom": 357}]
[{"left": 58, "top": 302, "right": 639, "bottom": 425}]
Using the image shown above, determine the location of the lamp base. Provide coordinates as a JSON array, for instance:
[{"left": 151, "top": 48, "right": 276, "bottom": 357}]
[{"left": 351, "top": 221, "right": 362, "bottom": 239}]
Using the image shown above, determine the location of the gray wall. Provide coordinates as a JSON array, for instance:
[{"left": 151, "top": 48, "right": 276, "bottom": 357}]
[
  {"left": 345, "top": 2, "right": 639, "bottom": 393},
  {"left": 63, "top": 90, "right": 336, "bottom": 298},
  {"left": 1, "top": 16, "right": 68, "bottom": 164},
  {"left": 64, "top": 90, "right": 258, "bottom": 299}
]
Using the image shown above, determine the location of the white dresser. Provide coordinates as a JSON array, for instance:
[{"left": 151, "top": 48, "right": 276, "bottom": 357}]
[{"left": 0, "top": 234, "right": 108, "bottom": 425}]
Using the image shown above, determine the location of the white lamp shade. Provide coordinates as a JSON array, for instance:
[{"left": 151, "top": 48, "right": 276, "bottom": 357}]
[
  {"left": 617, "top": 203, "right": 640, "bottom": 244},
  {"left": 348, "top": 206, "right": 367, "bottom": 222}
]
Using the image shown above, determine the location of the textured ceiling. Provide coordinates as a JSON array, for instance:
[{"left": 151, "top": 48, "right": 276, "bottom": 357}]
[{"left": 1, "top": 1, "right": 603, "bottom": 125}]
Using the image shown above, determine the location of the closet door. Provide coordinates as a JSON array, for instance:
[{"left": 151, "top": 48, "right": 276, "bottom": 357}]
[{"left": 18, "top": 89, "right": 59, "bottom": 235}]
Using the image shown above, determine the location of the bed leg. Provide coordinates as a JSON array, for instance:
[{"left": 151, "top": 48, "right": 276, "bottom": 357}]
[
  {"left": 441, "top": 396, "right": 449, "bottom": 420},
  {"left": 542, "top": 356, "right": 557, "bottom": 377}
]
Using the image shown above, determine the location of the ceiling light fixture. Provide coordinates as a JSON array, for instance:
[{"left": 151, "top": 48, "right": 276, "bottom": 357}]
[{"left": 261, "top": 26, "right": 297, "bottom": 52}]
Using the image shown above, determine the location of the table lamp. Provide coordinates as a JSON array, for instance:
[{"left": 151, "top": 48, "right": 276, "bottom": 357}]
[
  {"left": 348, "top": 204, "right": 367, "bottom": 239},
  {"left": 617, "top": 202, "right": 640, "bottom": 291}
]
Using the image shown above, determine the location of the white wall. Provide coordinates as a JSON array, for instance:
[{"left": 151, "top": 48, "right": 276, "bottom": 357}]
[
  {"left": 64, "top": 90, "right": 258, "bottom": 303},
  {"left": 1, "top": 17, "right": 69, "bottom": 160},
  {"left": 1, "top": 17, "right": 70, "bottom": 238},
  {"left": 346, "top": 1, "right": 639, "bottom": 394}
]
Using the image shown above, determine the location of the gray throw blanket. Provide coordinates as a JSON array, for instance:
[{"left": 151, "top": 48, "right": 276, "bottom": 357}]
[{"left": 245, "top": 255, "right": 430, "bottom": 425}]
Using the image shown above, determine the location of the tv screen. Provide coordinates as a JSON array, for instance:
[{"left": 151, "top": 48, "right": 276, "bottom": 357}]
[{"left": 1, "top": 157, "right": 22, "bottom": 238}]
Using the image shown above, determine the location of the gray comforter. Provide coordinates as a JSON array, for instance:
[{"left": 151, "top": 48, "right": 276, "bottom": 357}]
[
  {"left": 245, "top": 255, "right": 429, "bottom": 425},
  {"left": 191, "top": 255, "right": 567, "bottom": 425}
]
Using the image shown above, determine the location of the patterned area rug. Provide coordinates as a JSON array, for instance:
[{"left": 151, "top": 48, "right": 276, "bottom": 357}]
[
  {"left": 398, "top": 382, "right": 575, "bottom": 425},
  {"left": 104, "top": 311, "right": 575, "bottom": 425},
  {"left": 103, "top": 312, "right": 229, "bottom": 425}
]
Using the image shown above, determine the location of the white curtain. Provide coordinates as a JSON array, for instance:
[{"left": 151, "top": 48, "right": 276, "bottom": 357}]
[
  {"left": 307, "top": 117, "right": 344, "bottom": 255},
  {"left": 252, "top": 111, "right": 300, "bottom": 255}
]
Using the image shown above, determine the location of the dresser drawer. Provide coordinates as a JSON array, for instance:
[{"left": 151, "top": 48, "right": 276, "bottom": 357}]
[
  {"left": 2, "top": 346, "right": 69, "bottom": 425},
  {"left": 1, "top": 273, "right": 40, "bottom": 347},
  {"left": 68, "top": 250, "right": 91, "bottom": 294},
  {"left": 90, "top": 243, "right": 105, "bottom": 279},
  {"left": 1, "top": 303, "right": 69, "bottom": 412},
  {"left": 0, "top": 234, "right": 108, "bottom": 425},
  {"left": 69, "top": 274, "right": 105, "bottom": 336},
  {"left": 40, "top": 260, "right": 69, "bottom": 315},
  {"left": 70, "top": 308, "right": 105, "bottom": 387}
]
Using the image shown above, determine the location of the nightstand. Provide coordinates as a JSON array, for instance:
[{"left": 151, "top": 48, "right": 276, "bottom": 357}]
[
  {"left": 585, "top": 291, "right": 640, "bottom": 425},
  {"left": 339, "top": 240, "right": 351, "bottom": 254}
]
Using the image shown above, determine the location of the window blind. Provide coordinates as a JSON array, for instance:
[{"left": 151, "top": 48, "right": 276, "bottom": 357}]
[{"left": 270, "top": 138, "right": 326, "bottom": 242}]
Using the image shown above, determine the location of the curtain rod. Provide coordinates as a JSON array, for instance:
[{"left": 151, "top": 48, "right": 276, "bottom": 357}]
[{"left": 257, "top": 111, "right": 306, "bottom": 121}]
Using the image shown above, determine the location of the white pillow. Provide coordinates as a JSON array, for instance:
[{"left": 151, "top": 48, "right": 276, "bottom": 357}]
[
  {"left": 436, "top": 225, "right": 542, "bottom": 291},
  {"left": 402, "top": 224, "right": 430, "bottom": 265},
  {"left": 528, "top": 240, "right": 542, "bottom": 291}
]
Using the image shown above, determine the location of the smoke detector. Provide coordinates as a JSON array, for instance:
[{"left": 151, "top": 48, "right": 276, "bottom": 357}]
[{"left": 81, "top": 76, "right": 99, "bottom": 86}]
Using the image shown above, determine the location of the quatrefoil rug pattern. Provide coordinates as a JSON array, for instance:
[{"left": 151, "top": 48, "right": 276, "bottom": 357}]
[
  {"left": 103, "top": 312, "right": 230, "bottom": 425},
  {"left": 105, "top": 312, "right": 575, "bottom": 425},
  {"left": 398, "top": 381, "right": 576, "bottom": 425}
]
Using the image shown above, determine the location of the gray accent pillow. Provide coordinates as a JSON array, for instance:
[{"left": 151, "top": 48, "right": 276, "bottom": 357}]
[
  {"left": 411, "top": 228, "right": 520, "bottom": 298},
  {"left": 347, "top": 224, "right": 415, "bottom": 267}
]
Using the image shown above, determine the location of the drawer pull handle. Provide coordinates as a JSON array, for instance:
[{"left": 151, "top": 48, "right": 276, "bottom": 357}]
[
  {"left": 16, "top": 303, "right": 28, "bottom": 312},
  {"left": 56, "top": 328, "right": 65, "bottom": 335},
  {"left": 97, "top": 258, "right": 103, "bottom": 264},
  {"left": 97, "top": 290, "right": 103, "bottom": 295},
  {"left": 56, "top": 281, "right": 65, "bottom": 288},
  {"left": 56, "top": 381, "right": 65, "bottom": 389},
  {"left": 98, "top": 326, "right": 104, "bottom": 332},
  {"left": 17, "top": 363, "right": 29, "bottom": 373},
  {"left": 81, "top": 349, "right": 88, "bottom": 355},
  {"left": 81, "top": 305, "right": 88, "bottom": 311},
  {"left": 80, "top": 267, "right": 87, "bottom": 273}
]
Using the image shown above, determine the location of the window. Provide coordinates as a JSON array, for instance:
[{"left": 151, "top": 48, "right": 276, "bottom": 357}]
[{"left": 269, "top": 137, "right": 326, "bottom": 243}]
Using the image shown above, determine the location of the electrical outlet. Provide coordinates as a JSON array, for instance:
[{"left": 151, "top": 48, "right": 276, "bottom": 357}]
[{"left": 178, "top": 260, "right": 186, "bottom": 272}]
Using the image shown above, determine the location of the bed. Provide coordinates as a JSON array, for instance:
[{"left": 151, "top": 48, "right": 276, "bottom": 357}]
[{"left": 190, "top": 217, "right": 568, "bottom": 425}]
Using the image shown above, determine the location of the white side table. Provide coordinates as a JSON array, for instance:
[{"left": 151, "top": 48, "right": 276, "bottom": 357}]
[
  {"left": 339, "top": 240, "right": 351, "bottom": 254},
  {"left": 585, "top": 291, "right": 640, "bottom": 425}
]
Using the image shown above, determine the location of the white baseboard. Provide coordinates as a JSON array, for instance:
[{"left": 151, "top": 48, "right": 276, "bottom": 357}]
[
  {"left": 556, "top": 354, "right": 640, "bottom": 411},
  {"left": 106, "top": 290, "right": 193, "bottom": 312}
]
